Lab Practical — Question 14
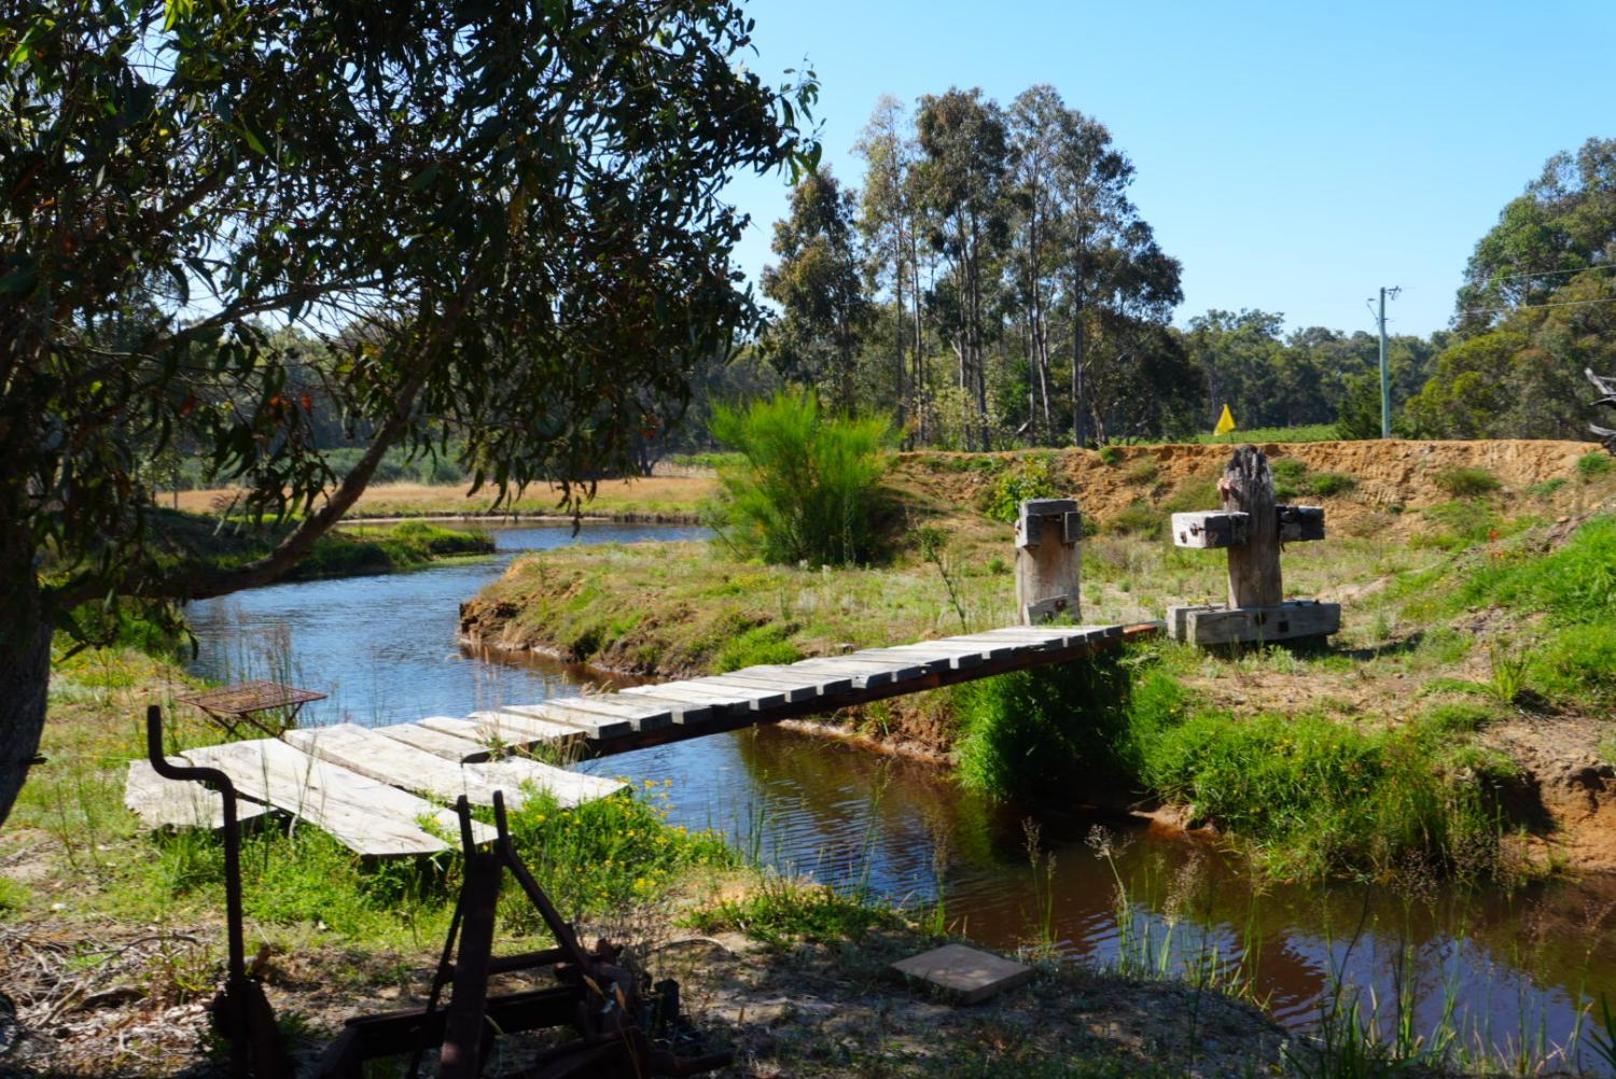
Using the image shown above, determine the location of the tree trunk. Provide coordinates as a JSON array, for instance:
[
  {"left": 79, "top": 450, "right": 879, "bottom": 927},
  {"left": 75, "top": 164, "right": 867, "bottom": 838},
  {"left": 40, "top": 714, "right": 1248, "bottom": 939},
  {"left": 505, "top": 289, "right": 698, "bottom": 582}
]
[
  {"left": 0, "top": 539, "right": 53, "bottom": 831},
  {"left": 893, "top": 226, "right": 906, "bottom": 440},
  {"left": 1072, "top": 293, "right": 1086, "bottom": 448}
]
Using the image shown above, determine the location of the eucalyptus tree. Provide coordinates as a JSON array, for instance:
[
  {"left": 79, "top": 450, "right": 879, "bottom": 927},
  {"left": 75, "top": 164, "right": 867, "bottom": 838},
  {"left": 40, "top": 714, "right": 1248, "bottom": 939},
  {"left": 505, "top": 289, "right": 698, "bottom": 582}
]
[
  {"left": 0, "top": 0, "right": 818, "bottom": 828},
  {"left": 854, "top": 95, "right": 921, "bottom": 436},
  {"left": 760, "top": 168, "right": 870, "bottom": 412},
  {"left": 914, "top": 88, "right": 1010, "bottom": 450},
  {"left": 1051, "top": 105, "right": 1181, "bottom": 446},
  {"left": 1006, "top": 86, "right": 1066, "bottom": 439}
]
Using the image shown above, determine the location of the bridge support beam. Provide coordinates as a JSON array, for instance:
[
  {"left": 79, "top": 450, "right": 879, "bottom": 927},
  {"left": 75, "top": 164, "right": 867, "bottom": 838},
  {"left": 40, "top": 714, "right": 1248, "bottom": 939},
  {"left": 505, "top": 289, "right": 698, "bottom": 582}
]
[{"left": 1014, "top": 498, "right": 1082, "bottom": 625}]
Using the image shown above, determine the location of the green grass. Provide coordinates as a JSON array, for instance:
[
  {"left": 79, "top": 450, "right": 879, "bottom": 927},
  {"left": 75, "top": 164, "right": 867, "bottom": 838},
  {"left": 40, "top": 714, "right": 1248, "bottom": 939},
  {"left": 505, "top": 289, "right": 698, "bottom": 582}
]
[
  {"left": 684, "top": 876, "right": 902, "bottom": 949},
  {"left": 1578, "top": 451, "right": 1613, "bottom": 480},
  {"left": 1183, "top": 423, "right": 1339, "bottom": 445},
  {"left": 1271, "top": 457, "right": 1357, "bottom": 500}
]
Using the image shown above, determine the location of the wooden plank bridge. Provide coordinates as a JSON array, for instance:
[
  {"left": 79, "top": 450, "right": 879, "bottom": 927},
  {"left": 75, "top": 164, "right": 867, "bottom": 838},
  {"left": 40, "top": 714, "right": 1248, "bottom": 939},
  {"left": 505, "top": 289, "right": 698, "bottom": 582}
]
[{"left": 128, "top": 621, "right": 1158, "bottom": 855}]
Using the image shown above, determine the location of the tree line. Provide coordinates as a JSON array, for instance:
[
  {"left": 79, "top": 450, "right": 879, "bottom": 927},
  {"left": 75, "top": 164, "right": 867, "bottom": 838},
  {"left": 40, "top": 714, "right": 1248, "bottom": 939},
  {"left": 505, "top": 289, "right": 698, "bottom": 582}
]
[{"left": 752, "top": 89, "right": 1614, "bottom": 448}]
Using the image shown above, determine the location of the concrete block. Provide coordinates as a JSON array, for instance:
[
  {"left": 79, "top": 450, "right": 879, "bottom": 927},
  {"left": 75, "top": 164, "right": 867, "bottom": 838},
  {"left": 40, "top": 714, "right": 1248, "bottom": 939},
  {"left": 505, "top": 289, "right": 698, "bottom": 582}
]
[{"left": 891, "top": 943, "right": 1034, "bottom": 1004}]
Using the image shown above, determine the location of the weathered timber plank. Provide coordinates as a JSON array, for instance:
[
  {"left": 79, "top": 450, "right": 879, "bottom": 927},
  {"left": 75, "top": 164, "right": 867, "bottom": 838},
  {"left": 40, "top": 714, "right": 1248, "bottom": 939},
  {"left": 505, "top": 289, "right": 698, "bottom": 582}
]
[
  {"left": 747, "top": 662, "right": 891, "bottom": 689},
  {"left": 607, "top": 685, "right": 731, "bottom": 722},
  {"left": 489, "top": 705, "right": 609, "bottom": 741},
  {"left": 1165, "top": 605, "right": 1222, "bottom": 644},
  {"left": 697, "top": 670, "right": 853, "bottom": 696},
  {"left": 532, "top": 694, "right": 673, "bottom": 734},
  {"left": 621, "top": 681, "right": 783, "bottom": 712},
  {"left": 853, "top": 645, "right": 982, "bottom": 672},
  {"left": 124, "top": 759, "right": 274, "bottom": 831},
  {"left": 458, "top": 710, "right": 594, "bottom": 746},
  {"left": 1277, "top": 504, "right": 1326, "bottom": 542},
  {"left": 1183, "top": 601, "right": 1341, "bottom": 646},
  {"left": 284, "top": 724, "right": 617, "bottom": 810},
  {"left": 375, "top": 722, "right": 493, "bottom": 763},
  {"left": 685, "top": 673, "right": 819, "bottom": 703},
  {"left": 1170, "top": 511, "right": 1250, "bottom": 549},
  {"left": 284, "top": 724, "right": 504, "bottom": 803},
  {"left": 179, "top": 739, "right": 493, "bottom": 856},
  {"left": 795, "top": 656, "right": 927, "bottom": 681},
  {"left": 914, "top": 638, "right": 1020, "bottom": 661}
]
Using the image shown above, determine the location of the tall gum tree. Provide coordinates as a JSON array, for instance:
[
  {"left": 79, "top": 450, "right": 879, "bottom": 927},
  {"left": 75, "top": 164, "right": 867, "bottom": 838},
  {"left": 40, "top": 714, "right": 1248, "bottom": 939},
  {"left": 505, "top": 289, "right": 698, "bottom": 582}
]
[{"left": 0, "top": 0, "right": 818, "bottom": 829}]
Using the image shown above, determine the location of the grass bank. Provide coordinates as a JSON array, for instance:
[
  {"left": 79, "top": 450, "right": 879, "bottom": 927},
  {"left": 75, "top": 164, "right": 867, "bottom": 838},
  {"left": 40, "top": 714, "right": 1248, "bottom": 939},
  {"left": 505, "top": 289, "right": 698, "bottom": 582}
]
[
  {"left": 462, "top": 441, "right": 1616, "bottom": 883},
  {"left": 146, "top": 512, "right": 496, "bottom": 582}
]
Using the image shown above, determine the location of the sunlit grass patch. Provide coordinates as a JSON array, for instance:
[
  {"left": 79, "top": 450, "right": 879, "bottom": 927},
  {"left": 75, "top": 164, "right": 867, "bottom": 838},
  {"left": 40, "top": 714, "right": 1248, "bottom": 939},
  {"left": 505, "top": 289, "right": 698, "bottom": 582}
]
[{"left": 683, "top": 875, "right": 902, "bottom": 949}]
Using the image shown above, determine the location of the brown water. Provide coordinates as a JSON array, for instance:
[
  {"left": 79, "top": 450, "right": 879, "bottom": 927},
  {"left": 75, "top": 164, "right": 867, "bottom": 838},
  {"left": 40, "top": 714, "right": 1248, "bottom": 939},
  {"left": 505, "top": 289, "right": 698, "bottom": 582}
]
[{"left": 187, "top": 524, "right": 1616, "bottom": 1073}]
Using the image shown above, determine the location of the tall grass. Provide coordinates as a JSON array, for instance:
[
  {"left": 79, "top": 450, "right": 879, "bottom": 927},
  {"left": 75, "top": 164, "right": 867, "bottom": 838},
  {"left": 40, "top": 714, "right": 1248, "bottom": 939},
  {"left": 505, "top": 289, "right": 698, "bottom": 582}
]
[{"left": 707, "top": 390, "right": 891, "bottom": 566}]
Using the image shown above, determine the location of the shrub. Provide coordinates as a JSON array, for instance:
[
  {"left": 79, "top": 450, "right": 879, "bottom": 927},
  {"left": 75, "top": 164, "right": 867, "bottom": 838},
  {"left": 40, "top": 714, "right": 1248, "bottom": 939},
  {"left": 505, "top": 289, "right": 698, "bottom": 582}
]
[
  {"left": 708, "top": 391, "right": 891, "bottom": 566},
  {"left": 1308, "top": 471, "right": 1356, "bottom": 497},
  {"left": 1579, "top": 451, "right": 1614, "bottom": 481},
  {"left": 1107, "top": 500, "right": 1164, "bottom": 536},
  {"left": 1097, "top": 445, "right": 1124, "bottom": 466},
  {"left": 1432, "top": 466, "right": 1500, "bottom": 498},
  {"left": 954, "top": 659, "right": 1132, "bottom": 802},
  {"left": 1270, "top": 456, "right": 1307, "bottom": 499},
  {"left": 979, "top": 454, "right": 1061, "bottom": 522},
  {"left": 1122, "top": 458, "right": 1160, "bottom": 486}
]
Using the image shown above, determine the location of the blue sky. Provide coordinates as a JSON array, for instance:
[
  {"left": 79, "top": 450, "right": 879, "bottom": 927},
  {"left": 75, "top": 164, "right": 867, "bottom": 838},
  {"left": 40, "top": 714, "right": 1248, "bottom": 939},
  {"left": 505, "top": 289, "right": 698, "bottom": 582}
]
[{"left": 722, "top": 0, "right": 1615, "bottom": 338}]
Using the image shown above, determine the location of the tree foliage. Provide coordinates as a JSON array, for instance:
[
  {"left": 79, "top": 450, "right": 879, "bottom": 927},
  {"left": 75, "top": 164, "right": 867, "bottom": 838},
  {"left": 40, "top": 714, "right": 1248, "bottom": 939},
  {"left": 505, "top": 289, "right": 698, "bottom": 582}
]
[{"left": 0, "top": 0, "right": 817, "bottom": 827}]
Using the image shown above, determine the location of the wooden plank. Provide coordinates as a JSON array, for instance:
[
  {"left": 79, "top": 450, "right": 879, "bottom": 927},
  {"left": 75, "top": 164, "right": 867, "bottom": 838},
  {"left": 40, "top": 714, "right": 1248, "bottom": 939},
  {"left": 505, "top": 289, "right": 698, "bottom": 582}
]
[
  {"left": 531, "top": 694, "right": 673, "bottom": 734},
  {"left": 854, "top": 645, "right": 983, "bottom": 672},
  {"left": 698, "top": 669, "right": 853, "bottom": 697},
  {"left": 1184, "top": 601, "right": 1340, "bottom": 646},
  {"left": 623, "top": 680, "right": 784, "bottom": 711},
  {"left": 915, "top": 638, "right": 1020, "bottom": 661},
  {"left": 844, "top": 647, "right": 959, "bottom": 674},
  {"left": 745, "top": 661, "right": 891, "bottom": 689},
  {"left": 286, "top": 724, "right": 618, "bottom": 809},
  {"left": 474, "top": 758, "right": 626, "bottom": 809},
  {"left": 179, "top": 739, "right": 494, "bottom": 856},
  {"left": 488, "top": 705, "right": 610, "bottom": 741},
  {"left": 375, "top": 721, "right": 493, "bottom": 763},
  {"left": 597, "top": 686, "right": 723, "bottom": 724},
  {"left": 1170, "top": 511, "right": 1250, "bottom": 549},
  {"left": 685, "top": 673, "right": 819, "bottom": 703},
  {"left": 456, "top": 710, "right": 594, "bottom": 747},
  {"left": 1277, "top": 504, "right": 1326, "bottom": 542},
  {"left": 794, "top": 656, "right": 927, "bottom": 681},
  {"left": 1165, "top": 604, "right": 1221, "bottom": 644},
  {"left": 124, "top": 759, "right": 273, "bottom": 831}
]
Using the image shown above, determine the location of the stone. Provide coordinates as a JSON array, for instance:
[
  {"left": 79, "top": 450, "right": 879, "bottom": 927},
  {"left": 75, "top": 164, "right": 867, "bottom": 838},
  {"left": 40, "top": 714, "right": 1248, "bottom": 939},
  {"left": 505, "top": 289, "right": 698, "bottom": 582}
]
[{"left": 890, "top": 943, "right": 1033, "bottom": 1004}]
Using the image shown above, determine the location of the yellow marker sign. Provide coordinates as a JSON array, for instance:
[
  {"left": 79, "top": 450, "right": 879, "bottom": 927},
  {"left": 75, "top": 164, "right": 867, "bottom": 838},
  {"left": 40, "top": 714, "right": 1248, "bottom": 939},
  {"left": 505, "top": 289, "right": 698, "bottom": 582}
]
[{"left": 1214, "top": 403, "right": 1236, "bottom": 437}]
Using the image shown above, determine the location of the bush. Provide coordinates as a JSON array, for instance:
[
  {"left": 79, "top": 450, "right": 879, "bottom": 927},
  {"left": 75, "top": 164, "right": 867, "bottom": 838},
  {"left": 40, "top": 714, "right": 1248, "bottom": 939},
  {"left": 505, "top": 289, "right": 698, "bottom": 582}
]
[
  {"left": 1309, "top": 471, "right": 1356, "bottom": 497},
  {"left": 708, "top": 391, "right": 891, "bottom": 566},
  {"left": 1107, "top": 500, "right": 1164, "bottom": 536},
  {"left": 1097, "top": 445, "right": 1124, "bottom": 466},
  {"left": 1432, "top": 466, "right": 1501, "bottom": 498},
  {"left": 954, "top": 659, "right": 1131, "bottom": 802},
  {"left": 1579, "top": 451, "right": 1614, "bottom": 481},
  {"left": 979, "top": 454, "right": 1061, "bottom": 522}
]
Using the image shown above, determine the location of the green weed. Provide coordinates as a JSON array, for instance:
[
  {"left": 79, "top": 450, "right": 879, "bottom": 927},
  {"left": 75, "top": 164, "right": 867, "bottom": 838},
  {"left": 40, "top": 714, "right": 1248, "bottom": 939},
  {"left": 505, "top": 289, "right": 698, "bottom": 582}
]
[
  {"left": 714, "top": 623, "right": 803, "bottom": 672},
  {"left": 980, "top": 454, "right": 1061, "bottom": 522},
  {"left": 1577, "top": 451, "right": 1613, "bottom": 481},
  {"left": 1097, "top": 445, "right": 1125, "bottom": 466}
]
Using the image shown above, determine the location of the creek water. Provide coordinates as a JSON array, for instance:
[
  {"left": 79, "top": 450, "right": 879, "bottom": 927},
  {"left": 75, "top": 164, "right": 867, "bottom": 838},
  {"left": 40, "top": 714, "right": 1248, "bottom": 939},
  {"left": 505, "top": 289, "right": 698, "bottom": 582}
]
[{"left": 186, "top": 523, "right": 1616, "bottom": 1071}]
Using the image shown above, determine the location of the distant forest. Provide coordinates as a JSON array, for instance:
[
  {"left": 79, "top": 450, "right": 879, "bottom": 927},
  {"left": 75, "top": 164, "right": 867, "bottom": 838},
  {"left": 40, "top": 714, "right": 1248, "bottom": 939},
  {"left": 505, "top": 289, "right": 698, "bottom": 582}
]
[
  {"left": 179, "top": 96, "right": 1614, "bottom": 484},
  {"left": 742, "top": 89, "right": 1615, "bottom": 452}
]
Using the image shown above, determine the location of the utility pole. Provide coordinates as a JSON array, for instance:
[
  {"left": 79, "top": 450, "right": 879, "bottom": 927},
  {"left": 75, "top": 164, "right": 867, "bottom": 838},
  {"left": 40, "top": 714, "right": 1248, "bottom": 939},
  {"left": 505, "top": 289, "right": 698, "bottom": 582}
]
[{"left": 1371, "top": 286, "right": 1401, "bottom": 438}]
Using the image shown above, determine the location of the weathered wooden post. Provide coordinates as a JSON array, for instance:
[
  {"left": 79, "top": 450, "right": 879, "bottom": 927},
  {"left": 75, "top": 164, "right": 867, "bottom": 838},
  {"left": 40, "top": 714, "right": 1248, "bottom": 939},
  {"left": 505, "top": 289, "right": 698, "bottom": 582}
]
[
  {"left": 1167, "top": 446, "right": 1338, "bottom": 646},
  {"left": 1015, "top": 498, "right": 1082, "bottom": 625}
]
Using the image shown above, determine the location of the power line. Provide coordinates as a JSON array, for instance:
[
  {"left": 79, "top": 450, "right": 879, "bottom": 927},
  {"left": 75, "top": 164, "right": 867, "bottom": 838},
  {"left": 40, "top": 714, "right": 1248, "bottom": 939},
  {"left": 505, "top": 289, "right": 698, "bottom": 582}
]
[
  {"left": 1459, "top": 295, "right": 1616, "bottom": 317},
  {"left": 1480, "top": 263, "right": 1616, "bottom": 284}
]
